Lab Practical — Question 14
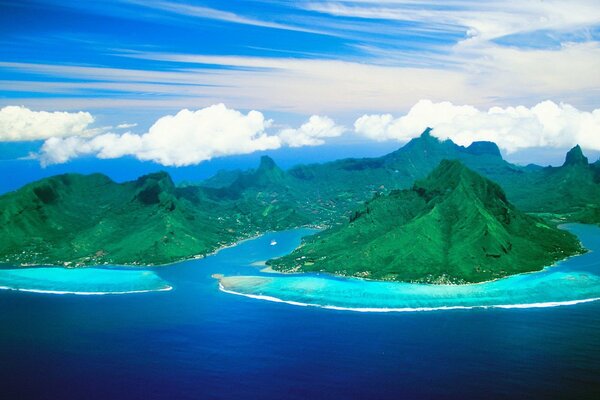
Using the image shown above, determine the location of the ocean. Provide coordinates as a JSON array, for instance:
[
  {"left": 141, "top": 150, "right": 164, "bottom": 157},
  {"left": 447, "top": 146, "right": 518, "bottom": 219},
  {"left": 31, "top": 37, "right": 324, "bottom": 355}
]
[{"left": 0, "top": 227, "right": 599, "bottom": 399}]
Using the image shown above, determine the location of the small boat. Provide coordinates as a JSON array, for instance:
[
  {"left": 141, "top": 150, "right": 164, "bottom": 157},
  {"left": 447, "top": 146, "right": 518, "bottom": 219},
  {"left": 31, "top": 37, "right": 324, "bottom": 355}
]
[{"left": 270, "top": 240, "right": 277, "bottom": 246}]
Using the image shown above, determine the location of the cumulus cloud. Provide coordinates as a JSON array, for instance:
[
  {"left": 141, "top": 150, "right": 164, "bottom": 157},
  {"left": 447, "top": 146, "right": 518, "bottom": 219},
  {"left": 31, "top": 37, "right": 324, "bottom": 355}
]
[
  {"left": 354, "top": 100, "right": 600, "bottom": 152},
  {"left": 279, "top": 115, "right": 345, "bottom": 147},
  {"left": 41, "top": 133, "right": 145, "bottom": 165},
  {"left": 39, "top": 104, "right": 344, "bottom": 166},
  {"left": 41, "top": 104, "right": 281, "bottom": 166},
  {"left": 0, "top": 105, "right": 94, "bottom": 141}
]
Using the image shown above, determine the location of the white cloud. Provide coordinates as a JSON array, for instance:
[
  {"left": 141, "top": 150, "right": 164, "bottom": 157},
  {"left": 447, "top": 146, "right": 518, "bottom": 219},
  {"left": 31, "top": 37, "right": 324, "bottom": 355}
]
[
  {"left": 304, "top": 1, "right": 600, "bottom": 43},
  {"left": 5, "top": 37, "right": 598, "bottom": 115},
  {"left": 28, "top": 100, "right": 600, "bottom": 166},
  {"left": 39, "top": 104, "right": 344, "bottom": 166},
  {"left": 2, "top": 3, "right": 599, "bottom": 114},
  {"left": 0, "top": 105, "right": 94, "bottom": 141},
  {"left": 279, "top": 115, "right": 345, "bottom": 147},
  {"left": 354, "top": 99, "right": 600, "bottom": 152},
  {"left": 41, "top": 104, "right": 281, "bottom": 166},
  {"left": 116, "top": 122, "right": 137, "bottom": 129}
]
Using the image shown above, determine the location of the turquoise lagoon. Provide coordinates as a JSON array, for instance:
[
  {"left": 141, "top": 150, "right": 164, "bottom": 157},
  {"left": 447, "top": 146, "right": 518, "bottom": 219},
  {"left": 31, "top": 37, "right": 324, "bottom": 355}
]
[
  {"left": 0, "top": 267, "right": 171, "bottom": 294},
  {"left": 218, "top": 224, "right": 600, "bottom": 311},
  {"left": 1, "top": 224, "right": 598, "bottom": 310}
]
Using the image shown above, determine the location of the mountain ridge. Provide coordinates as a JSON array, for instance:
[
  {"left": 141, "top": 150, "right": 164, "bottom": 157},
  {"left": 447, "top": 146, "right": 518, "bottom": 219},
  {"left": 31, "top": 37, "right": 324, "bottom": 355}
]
[
  {"left": 1, "top": 130, "right": 599, "bottom": 269},
  {"left": 268, "top": 160, "right": 583, "bottom": 283}
]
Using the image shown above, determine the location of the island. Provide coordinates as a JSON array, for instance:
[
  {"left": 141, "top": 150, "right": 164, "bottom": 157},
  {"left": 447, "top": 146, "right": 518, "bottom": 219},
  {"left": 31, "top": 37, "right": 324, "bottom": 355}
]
[
  {"left": 267, "top": 160, "right": 584, "bottom": 284},
  {"left": 0, "top": 129, "right": 598, "bottom": 269}
]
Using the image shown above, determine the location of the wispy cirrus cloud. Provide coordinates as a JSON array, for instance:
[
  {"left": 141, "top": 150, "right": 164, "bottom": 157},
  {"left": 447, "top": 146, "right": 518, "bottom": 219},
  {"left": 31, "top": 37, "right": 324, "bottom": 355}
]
[
  {"left": 1, "top": 1, "right": 598, "bottom": 123},
  {"left": 121, "top": 0, "right": 333, "bottom": 36},
  {"left": 300, "top": 0, "right": 600, "bottom": 44},
  {"left": 5, "top": 32, "right": 599, "bottom": 114}
]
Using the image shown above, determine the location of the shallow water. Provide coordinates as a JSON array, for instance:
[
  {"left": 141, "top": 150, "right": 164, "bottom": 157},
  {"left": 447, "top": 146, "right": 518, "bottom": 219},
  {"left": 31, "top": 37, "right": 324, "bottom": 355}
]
[
  {"left": 0, "top": 267, "right": 171, "bottom": 294},
  {"left": 0, "top": 226, "right": 599, "bottom": 399},
  {"left": 218, "top": 224, "right": 600, "bottom": 311}
]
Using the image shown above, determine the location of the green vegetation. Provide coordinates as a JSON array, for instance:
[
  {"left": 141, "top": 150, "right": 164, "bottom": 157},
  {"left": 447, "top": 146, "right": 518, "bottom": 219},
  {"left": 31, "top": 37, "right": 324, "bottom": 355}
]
[
  {"left": 268, "top": 161, "right": 584, "bottom": 283},
  {"left": 1, "top": 128, "right": 599, "bottom": 280},
  {"left": 0, "top": 169, "right": 308, "bottom": 266},
  {"left": 502, "top": 146, "right": 600, "bottom": 219}
]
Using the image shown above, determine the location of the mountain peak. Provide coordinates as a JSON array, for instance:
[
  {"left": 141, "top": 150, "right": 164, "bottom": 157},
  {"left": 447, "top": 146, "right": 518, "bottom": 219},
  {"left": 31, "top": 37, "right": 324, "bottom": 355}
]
[
  {"left": 258, "top": 155, "right": 278, "bottom": 171},
  {"left": 269, "top": 158, "right": 581, "bottom": 284},
  {"left": 563, "top": 145, "right": 588, "bottom": 167},
  {"left": 136, "top": 171, "right": 175, "bottom": 188},
  {"left": 418, "top": 159, "right": 471, "bottom": 184},
  {"left": 402, "top": 128, "right": 445, "bottom": 151},
  {"left": 421, "top": 127, "right": 434, "bottom": 138},
  {"left": 466, "top": 141, "right": 502, "bottom": 158},
  {"left": 414, "top": 159, "right": 507, "bottom": 204},
  {"left": 134, "top": 171, "right": 176, "bottom": 206}
]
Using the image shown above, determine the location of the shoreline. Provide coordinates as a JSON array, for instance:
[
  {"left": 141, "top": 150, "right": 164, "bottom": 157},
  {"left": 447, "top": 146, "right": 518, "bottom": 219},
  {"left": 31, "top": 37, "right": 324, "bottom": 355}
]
[
  {"left": 1, "top": 224, "right": 590, "bottom": 289},
  {"left": 265, "top": 249, "right": 586, "bottom": 287},
  {"left": 265, "top": 224, "right": 589, "bottom": 287},
  {"left": 0, "top": 225, "right": 322, "bottom": 270}
]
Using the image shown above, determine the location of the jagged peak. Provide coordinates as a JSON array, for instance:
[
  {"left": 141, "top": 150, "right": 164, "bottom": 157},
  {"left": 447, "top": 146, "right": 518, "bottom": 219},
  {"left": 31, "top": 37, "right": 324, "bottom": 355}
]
[
  {"left": 421, "top": 127, "right": 434, "bottom": 137},
  {"left": 219, "top": 155, "right": 285, "bottom": 195},
  {"left": 253, "top": 156, "right": 285, "bottom": 183},
  {"left": 402, "top": 128, "right": 444, "bottom": 149},
  {"left": 257, "top": 155, "right": 278, "bottom": 171},
  {"left": 466, "top": 141, "right": 502, "bottom": 158},
  {"left": 563, "top": 145, "right": 588, "bottom": 167},
  {"left": 417, "top": 127, "right": 440, "bottom": 144}
]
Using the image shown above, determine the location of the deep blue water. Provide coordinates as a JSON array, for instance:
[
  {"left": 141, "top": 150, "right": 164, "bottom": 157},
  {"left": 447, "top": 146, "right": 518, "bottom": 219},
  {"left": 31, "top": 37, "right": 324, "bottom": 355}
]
[{"left": 1, "top": 229, "right": 599, "bottom": 399}]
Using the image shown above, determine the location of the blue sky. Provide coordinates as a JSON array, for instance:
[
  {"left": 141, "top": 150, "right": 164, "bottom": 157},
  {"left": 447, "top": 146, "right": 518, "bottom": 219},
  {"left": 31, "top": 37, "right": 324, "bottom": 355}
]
[{"left": 0, "top": 0, "right": 599, "bottom": 169}]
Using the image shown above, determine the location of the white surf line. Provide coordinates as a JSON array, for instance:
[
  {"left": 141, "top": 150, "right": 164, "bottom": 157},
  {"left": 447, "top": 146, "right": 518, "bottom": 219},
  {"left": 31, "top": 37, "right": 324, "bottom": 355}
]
[
  {"left": 218, "top": 284, "right": 600, "bottom": 313},
  {"left": 0, "top": 285, "right": 173, "bottom": 295}
]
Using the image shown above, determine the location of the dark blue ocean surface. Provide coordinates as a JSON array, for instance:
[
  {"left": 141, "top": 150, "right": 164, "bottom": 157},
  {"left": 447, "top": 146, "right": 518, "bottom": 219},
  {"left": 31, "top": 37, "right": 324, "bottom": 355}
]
[{"left": 1, "top": 228, "right": 599, "bottom": 400}]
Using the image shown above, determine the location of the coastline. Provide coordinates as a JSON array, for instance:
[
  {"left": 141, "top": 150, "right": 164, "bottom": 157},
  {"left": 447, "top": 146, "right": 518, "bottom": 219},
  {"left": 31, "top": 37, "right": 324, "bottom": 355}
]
[
  {"left": 265, "top": 224, "right": 588, "bottom": 287},
  {"left": 213, "top": 224, "right": 600, "bottom": 311},
  {"left": 264, "top": 249, "right": 586, "bottom": 287},
  {"left": 0, "top": 224, "right": 322, "bottom": 270}
]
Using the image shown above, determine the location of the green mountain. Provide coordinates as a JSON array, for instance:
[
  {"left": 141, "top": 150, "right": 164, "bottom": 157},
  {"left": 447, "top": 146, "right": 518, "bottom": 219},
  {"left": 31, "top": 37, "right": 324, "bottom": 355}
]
[
  {"left": 267, "top": 160, "right": 583, "bottom": 283},
  {"left": 203, "top": 155, "right": 287, "bottom": 198},
  {"left": 284, "top": 129, "right": 529, "bottom": 220},
  {"left": 0, "top": 170, "right": 302, "bottom": 266},
  {"left": 507, "top": 145, "right": 600, "bottom": 219},
  {"left": 564, "top": 145, "right": 588, "bottom": 166},
  {"left": 204, "top": 131, "right": 600, "bottom": 226},
  {"left": 284, "top": 131, "right": 600, "bottom": 227},
  {"left": 200, "top": 155, "right": 343, "bottom": 225},
  {"left": 2, "top": 129, "right": 599, "bottom": 270}
]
